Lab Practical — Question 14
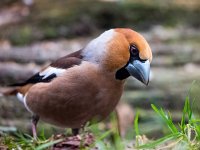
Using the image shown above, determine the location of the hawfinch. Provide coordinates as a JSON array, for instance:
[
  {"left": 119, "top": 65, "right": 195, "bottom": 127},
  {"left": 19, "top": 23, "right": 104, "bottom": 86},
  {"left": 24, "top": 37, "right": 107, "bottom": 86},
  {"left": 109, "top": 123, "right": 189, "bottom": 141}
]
[{"left": 1, "top": 28, "right": 152, "bottom": 138}]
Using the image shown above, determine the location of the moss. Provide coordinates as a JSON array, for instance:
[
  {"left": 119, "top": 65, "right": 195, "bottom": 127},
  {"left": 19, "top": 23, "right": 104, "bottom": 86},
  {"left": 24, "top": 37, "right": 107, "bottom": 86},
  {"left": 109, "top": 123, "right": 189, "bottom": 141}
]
[
  {"left": 42, "top": 27, "right": 58, "bottom": 39},
  {"left": 0, "top": 0, "right": 200, "bottom": 45},
  {"left": 9, "top": 26, "right": 33, "bottom": 45}
]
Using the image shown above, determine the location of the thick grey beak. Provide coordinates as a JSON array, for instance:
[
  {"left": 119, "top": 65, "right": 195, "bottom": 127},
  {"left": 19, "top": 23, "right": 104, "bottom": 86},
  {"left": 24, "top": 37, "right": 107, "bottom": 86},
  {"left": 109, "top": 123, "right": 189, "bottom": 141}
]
[{"left": 126, "top": 59, "right": 150, "bottom": 85}]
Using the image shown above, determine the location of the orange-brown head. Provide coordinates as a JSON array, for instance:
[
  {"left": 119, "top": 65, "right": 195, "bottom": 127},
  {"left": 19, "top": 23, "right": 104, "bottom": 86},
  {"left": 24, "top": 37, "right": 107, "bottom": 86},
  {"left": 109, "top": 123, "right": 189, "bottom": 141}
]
[{"left": 82, "top": 28, "right": 152, "bottom": 85}]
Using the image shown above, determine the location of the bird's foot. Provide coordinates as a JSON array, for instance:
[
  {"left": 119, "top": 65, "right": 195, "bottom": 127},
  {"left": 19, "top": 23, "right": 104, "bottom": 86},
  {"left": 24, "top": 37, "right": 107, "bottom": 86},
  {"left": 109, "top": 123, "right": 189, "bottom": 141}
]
[
  {"left": 31, "top": 115, "right": 39, "bottom": 140},
  {"left": 32, "top": 124, "right": 37, "bottom": 140},
  {"left": 72, "top": 128, "right": 79, "bottom": 136}
]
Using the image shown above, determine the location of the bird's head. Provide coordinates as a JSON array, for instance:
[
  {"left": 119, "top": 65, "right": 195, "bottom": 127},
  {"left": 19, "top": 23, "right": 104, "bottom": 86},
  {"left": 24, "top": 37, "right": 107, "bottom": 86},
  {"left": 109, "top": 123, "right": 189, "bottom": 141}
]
[{"left": 83, "top": 28, "right": 152, "bottom": 85}]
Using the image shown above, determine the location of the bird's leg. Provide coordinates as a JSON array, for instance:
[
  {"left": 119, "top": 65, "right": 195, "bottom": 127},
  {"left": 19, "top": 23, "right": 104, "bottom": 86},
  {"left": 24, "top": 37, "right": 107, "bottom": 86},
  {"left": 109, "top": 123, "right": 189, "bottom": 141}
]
[
  {"left": 72, "top": 128, "right": 79, "bottom": 136},
  {"left": 31, "top": 115, "right": 40, "bottom": 140}
]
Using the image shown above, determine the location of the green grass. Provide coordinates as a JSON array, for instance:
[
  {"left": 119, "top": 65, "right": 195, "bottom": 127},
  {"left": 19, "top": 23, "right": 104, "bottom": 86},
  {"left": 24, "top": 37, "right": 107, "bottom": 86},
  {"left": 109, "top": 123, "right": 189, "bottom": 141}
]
[
  {"left": 0, "top": 132, "right": 63, "bottom": 150},
  {"left": 135, "top": 96, "right": 200, "bottom": 149},
  {"left": 1, "top": 95, "right": 200, "bottom": 149}
]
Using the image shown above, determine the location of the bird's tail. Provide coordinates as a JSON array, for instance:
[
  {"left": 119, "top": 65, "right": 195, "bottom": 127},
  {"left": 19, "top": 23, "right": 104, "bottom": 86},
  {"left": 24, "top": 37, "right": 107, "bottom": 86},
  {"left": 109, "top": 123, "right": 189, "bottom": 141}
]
[{"left": 0, "top": 87, "right": 18, "bottom": 97}]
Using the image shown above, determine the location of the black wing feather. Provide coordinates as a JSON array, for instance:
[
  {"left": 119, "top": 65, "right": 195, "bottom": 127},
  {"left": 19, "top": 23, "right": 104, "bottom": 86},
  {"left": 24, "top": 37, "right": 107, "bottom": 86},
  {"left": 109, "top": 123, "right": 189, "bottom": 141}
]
[
  {"left": 10, "top": 73, "right": 57, "bottom": 86},
  {"left": 9, "top": 50, "right": 83, "bottom": 87}
]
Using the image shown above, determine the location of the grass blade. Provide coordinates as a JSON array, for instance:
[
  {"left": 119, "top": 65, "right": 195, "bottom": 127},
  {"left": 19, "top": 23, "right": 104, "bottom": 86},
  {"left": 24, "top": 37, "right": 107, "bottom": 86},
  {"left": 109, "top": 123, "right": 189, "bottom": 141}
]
[
  {"left": 97, "top": 130, "right": 113, "bottom": 141},
  {"left": 35, "top": 139, "right": 63, "bottom": 150},
  {"left": 134, "top": 111, "right": 140, "bottom": 136},
  {"left": 151, "top": 104, "right": 178, "bottom": 133},
  {"left": 137, "top": 133, "right": 180, "bottom": 149}
]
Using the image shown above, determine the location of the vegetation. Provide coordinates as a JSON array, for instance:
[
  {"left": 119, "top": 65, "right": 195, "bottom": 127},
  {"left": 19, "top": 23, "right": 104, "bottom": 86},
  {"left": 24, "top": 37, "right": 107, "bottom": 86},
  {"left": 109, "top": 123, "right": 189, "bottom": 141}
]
[
  {"left": 0, "top": 92, "right": 200, "bottom": 149},
  {"left": 0, "top": 0, "right": 200, "bottom": 45},
  {"left": 0, "top": 1, "right": 200, "bottom": 149}
]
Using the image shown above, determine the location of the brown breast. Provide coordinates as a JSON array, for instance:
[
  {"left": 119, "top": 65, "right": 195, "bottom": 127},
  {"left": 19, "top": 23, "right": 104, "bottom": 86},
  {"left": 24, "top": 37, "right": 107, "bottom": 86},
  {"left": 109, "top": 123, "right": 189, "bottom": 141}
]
[{"left": 26, "top": 62, "right": 124, "bottom": 128}]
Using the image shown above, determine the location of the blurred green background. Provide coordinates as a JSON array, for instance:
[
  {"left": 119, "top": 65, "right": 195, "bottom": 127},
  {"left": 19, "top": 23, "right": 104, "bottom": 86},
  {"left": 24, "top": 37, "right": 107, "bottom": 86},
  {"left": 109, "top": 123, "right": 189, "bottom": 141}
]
[{"left": 0, "top": 0, "right": 200, "bottom": 139}]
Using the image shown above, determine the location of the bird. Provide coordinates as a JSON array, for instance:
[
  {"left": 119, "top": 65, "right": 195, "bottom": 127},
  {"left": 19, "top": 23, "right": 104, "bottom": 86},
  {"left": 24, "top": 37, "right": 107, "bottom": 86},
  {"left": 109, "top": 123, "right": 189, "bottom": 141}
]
[{"left": 1, "top": 28, "right": 152, "bottom": 139}]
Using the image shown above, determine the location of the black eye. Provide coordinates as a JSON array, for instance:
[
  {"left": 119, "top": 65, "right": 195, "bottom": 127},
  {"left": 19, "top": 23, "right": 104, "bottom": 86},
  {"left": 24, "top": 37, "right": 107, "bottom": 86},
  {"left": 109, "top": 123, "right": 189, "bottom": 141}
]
[{"left": 130, "top": 45, "right": 139, "bottom": 56}]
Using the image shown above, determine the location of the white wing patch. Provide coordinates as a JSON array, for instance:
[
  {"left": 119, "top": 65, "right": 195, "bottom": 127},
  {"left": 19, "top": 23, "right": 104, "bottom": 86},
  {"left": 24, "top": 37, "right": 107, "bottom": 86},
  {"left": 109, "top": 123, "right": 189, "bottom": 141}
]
[{"left": 39, "top": 66, "right": 66, "bottom": 79}]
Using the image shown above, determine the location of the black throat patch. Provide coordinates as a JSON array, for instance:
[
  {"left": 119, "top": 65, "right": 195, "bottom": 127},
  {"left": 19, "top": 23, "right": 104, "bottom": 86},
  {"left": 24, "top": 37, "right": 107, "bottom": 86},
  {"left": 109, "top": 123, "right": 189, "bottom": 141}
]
[{"left": 115, "top": 67, "right": 130, "bottom": 80}]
